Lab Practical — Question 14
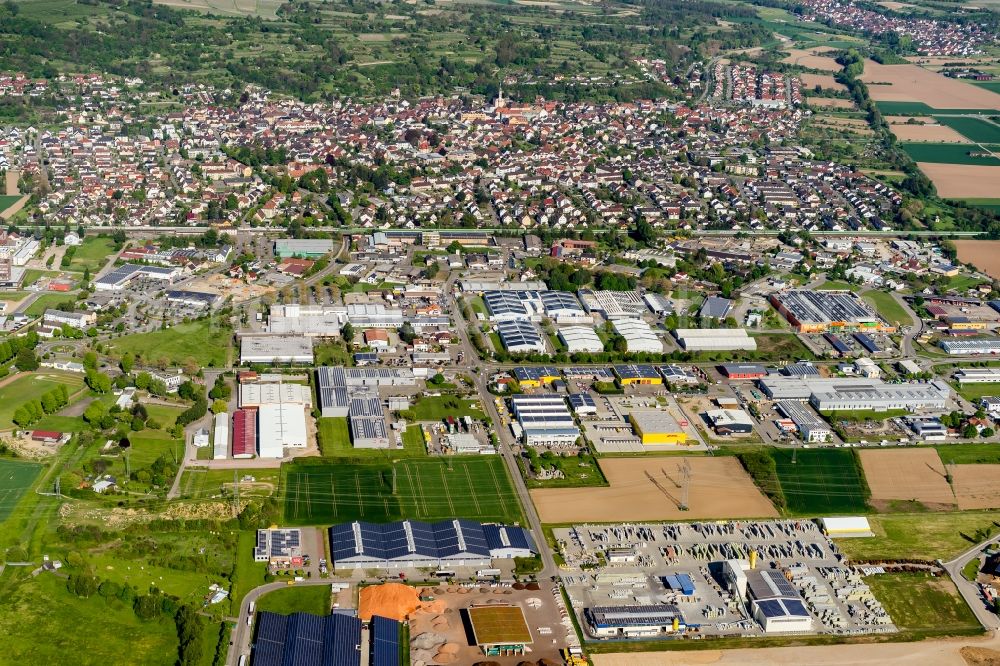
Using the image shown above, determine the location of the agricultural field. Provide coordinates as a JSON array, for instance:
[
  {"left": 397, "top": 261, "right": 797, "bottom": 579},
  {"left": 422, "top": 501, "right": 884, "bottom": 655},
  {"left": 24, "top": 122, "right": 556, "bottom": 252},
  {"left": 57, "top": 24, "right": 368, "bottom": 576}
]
[
  {"left": 771, "top": 448, "right": 870, "bottom": 514},
  {"left": 0, "top": 459, "right": 42, "bottom": 522},
  {"left": 875, "top": 101, "right": 995, "bottom": 115},
  {"left": 934, "top": 115, "right": 1000, "bottom": 144},
  {"left": 916, "top": 163, "right": 1000, "bottom": 198},
  {"left": 835, "top": 511, "right": 1000, "bottom": 560},
  {"left": 861, "top": 61, "right": 1000, "bottom": 110},
  {"left": 865, "top": 573, "right": 981, "bottom": 637},
  {"left": 66, "top": 236, "right": 116, "bottom": 274},
  {"left": 935, "top": 443, "right": 1000, "bottom": 465},
  {"left": 885, "top": 119, "right": 970, "bottom": 143},
  {"left": 281, "top": 457, "right": 522, "bottom": 525},
  {"left": 255, "top": 586, "right": 331, "bottom": 616},
  {"left": 0, "top": 370, "right": 86, "bottom": 429},
  {"left": 0, "top": 195, "right": 22, "bottom": 215},
  {"left": 862, "top": 290, "right": 913, "bottom": 326},
  {"left": 529, "top": 457, "right": 777, "bottom": 523},
  {"left": 108, "top": 319, "right": 233, "bottom": 367},
  {"left": 901, "top": 143, "right": 1000, "bottom": 165},
  {"left": 859, "top": 448, "right": 955, "bottom": 511}
]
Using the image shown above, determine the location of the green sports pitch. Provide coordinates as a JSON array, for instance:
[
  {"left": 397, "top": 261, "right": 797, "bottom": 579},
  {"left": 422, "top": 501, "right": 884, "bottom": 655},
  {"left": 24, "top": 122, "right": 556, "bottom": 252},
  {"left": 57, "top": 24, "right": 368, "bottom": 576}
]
[
  {"left": 0, "top": 459, "right": 42, "bottom": 522},
  {"left": 772, "top": 448, "right": 869, "bottom": 514},
  {"left": 282, "top": 457, "right": 523, "bottom": 525}
]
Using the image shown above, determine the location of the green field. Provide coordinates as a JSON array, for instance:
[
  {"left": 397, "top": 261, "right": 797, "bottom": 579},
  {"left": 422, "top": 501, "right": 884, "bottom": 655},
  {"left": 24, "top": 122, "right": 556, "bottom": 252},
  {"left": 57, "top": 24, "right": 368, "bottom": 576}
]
[
  {"left": 0, "top": 574, "right": 178, "bottom": 665},
  {"left": 961, "top": 198, "right": 1000, "bottom": 212},
  {"left": 972, "top": 81, "right": 1000, "bottom": 94},
  {"left": 409, "top": 395, "right": 486, "bottom": 422},
  {"left": 936, "top": 443, "right": 1000, "bottom": 465},
  {"left": 67, "top": 236, "right": 116, "bottom": 274},
  {"left": 281, "top": 457, "right": 522, "bottom": 525},
  {"left": 772, "top": 448, "right": 869, "bottom": 514},
  {"left": 835, "top": 511, "right": 1000, "bottom": 561},
  {"left": 863, "top": 290, "right": 913, "bottom": 326},
  {"left": 901, "top": 142, "right": 1000, "bottom": 165},
  {"left": 934, "top": 115, "right": 1000, "bottom": 144},
  {"left": 865, "top": 573, "right": 980, "bottom": 635},
  {"left": 0, "top": 195, "right": 22, "bottom": 215},
  {"left": 0, "top": 459, "right": 42, "bottom": 522},
  {"left": 24, "top": 293, "right": 77, "bottom": 317},
  {"left": 145, "top": 403, "right": 186, "bottom": 429},
  {"left": 176, "top": 468, "right": 280, "bottom": 501},
  {"left": 255, "top": 586, "right": 331, "bottom": 615},
  {"left": 953, "top": 382, "right": 1000, "bottom": 402},
  {"left": 109, "top": 319, "right": 232, "bottom": 367},
  {"left": 317, "top": 417, "right": 426, "bottom": 458},
  {"left": 0, "top": 371, "right": 86, "bottom": 429},
  {"left": 815, "top": 280, "right": 859, "bottom": 292},
  {"left": 127, "top": 431, "right": 183, "bottom": 469},
  {"left": 876, "top": 101, "right": 1000, "bottom": 115}
]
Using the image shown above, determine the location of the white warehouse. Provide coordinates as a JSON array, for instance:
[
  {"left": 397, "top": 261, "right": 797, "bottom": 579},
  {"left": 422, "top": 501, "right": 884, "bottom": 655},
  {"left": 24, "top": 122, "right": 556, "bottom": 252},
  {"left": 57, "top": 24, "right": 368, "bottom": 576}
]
[
  {"left": 611, "top": 319, "right": 663, "bottom": 353},
  {"left": 674, "top": 328, "right": 757, "bottom": 352},
  {"left": 509, "top": 394, "right": 580, "bottom": 446},
  {"left": 558, "top": 326, "right": 604, "bottom": 353}
]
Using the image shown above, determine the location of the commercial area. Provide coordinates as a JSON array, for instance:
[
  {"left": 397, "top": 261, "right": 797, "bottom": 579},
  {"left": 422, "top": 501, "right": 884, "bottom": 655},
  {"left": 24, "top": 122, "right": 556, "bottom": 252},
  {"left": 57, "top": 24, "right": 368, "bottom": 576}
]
[{"left": 770, "top": 290, "right": 894, "bottom": 333}]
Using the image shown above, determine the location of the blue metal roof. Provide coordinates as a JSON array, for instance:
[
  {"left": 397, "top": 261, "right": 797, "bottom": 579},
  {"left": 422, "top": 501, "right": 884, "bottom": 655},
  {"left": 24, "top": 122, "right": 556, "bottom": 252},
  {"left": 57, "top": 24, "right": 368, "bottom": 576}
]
[
  {"left": 253, "top": 611, "right": 361, "bottom": 666},
  {"left": 853, "top": 332, "right": 879, "bottom": 353}
]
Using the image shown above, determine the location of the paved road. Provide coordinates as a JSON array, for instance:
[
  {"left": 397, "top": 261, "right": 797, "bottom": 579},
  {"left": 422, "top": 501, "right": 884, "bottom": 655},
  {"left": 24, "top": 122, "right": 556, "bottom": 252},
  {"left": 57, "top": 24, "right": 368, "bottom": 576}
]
[{"left": 942, "top": 534, "right": 1000, "bottom": 631}]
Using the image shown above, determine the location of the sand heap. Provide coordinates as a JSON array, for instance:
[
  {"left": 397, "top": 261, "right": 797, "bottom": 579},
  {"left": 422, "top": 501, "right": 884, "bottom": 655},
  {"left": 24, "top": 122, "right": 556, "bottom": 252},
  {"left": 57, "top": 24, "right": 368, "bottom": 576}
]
[{"left": 358, "top": 583, "right": 425, "bottom": 621}]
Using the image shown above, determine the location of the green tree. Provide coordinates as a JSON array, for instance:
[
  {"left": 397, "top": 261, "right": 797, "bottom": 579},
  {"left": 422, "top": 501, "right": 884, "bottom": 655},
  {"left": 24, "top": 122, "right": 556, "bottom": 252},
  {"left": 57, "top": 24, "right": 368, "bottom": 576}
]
[
  {"left": 120, "top": 352, "right": 134, "bottom": 374},
  {"left": 341, "top": 322, "right": 355, "bottom": 343},
  {"left": 14, "top": 347, "right": 38, "bottom": 371}
]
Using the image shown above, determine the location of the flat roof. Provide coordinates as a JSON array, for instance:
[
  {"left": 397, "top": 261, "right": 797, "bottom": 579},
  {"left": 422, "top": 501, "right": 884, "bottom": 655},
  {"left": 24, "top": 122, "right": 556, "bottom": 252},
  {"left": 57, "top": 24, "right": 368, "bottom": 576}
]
[
  {"left": 630, "top": 410, "right": 684, "bottom": 434},
  {"left": 467, "top": 605, "right": 533, "bottom": 646}
]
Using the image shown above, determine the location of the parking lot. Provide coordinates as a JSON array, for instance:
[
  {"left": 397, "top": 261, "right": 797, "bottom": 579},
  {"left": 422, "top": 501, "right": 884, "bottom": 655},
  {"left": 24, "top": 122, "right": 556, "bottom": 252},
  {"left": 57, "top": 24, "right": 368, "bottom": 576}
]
[{"left": 554, "top": 520, "right": 898, "bottom": 641}]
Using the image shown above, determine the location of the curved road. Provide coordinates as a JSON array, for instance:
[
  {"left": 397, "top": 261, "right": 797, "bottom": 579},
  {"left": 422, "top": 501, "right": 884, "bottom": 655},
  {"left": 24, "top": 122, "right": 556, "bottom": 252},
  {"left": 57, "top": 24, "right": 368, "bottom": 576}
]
[{"left": 942, "top": 534, "right": 1000, "bottom": 631}]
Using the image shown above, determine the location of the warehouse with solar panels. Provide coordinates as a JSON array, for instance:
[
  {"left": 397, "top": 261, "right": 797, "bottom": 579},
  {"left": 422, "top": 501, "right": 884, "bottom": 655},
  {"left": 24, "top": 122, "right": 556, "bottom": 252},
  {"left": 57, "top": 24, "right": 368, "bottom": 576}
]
[
  {"left": 584, "top": 604, "right": 686, "bottom": 638},
  {"left": 495, "top": 320, "right": 547, "bottom": 353},
  {"left": 252, "top": 612, "right": 363, "bottom": 666},
  {"left": 328, "top": 519, "right": 535, "bottom": 570},
  {"left": 509, "top": 394, "right": 580, "bottom": 446},
  {"left": 770, "top": 290, "right": 891, "bottom": 333}
]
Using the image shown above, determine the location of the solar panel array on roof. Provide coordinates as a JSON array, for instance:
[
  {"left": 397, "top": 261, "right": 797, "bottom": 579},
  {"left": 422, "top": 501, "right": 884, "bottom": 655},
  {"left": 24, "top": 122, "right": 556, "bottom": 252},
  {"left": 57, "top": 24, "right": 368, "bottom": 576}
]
[
  {"left": 484, "top": 291, "right": 533, "bottom": 319},
  {"left": 853, "top": 332, "right": 880, "bottom": 353},
  {"left": 782, "top": 362, "right": 820, "bottom": 377},
  {"left": 253, "top": 611, "right": 361, "bottom": 666},
  {"left": 562, "top": 366, "right": 614, "bottom": 380},
  {"left": 496, "top": 320, "right": 545, "bottom": 352},
  {"left": 613, "top": 364, "right": 659, "bottom": 380},
  {"left": 823, "top": 333, "right": 851, "bottom": 354},
  {"left": 754, "top": 598, "right": 810, "bottom": 618},
  {"left": 568, "top": 393, "right": 597, "bottom": 410},
  {"left": 748, "top": 569, "right": 799, "bottom": 600},
  {"left": 585, "top": 604, "right": 683, "bottom": 628},
  {"left": 775, "top": 290, "right": 882, "bottom": 327},
  {"left": 482, "top": 524, "right": 536, "bottom": 553},
  {"left": 370, "top": 616, "right": 400, "bottom": 666}
]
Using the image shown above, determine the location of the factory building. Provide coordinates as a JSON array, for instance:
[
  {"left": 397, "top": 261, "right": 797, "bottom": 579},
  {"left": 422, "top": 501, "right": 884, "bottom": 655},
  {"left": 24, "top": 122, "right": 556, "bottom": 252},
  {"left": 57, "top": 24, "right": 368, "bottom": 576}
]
[
  {"left": 611, "top": 319, "right": 663, "bottom": 353},
  {"left": 93, "top": 263, "right": 180, "bottom": 291},
  {"left": 776, "top": 401, "right": 831, "bottom": 443},
  {"left": 584, "top": 605, "right": 685, "bottom": 638},
  {"left": 348, "top": 397, "right": 390, "bottom": 449},
  {"left": 328, "top": 519, "right": 535, "bottom": 570},
  {"left": 511, "top": 366, "right": 561, "bottom": 389},
  {"left": 558, "top": 326, "right": 604, "bottom": 353},
  {"left": 658, "top": 365, "right": 700, "bottom": 385},
  {"left": 674, "top": 328, "right": 757, "bottom": 352},
  {"left": 240, "top": 335, "right": 314, "bottom": 365},
  {"left": 746, "top": 569, "right": 812, "bottom": 633},
  {"left": 629, "top": 410, "right": 688, "bottom": 445},
  {"left": 578, "top": 289, "right": 649, "bottom": 319},
  {"left": 252, "top": 612, "right": 362, "bottom": 666},
  {"left": 613, "top": 364, "right": 662, "bottom": 385},
  {"left": 758, "top": 377, "right": 951, "bottom": 412},
  {"left": 273, "top": 238, "right": 333, "bottom": 258},
  {"left": 496, "top": 320, "right": 547, "bottom": 354},
  {"left": 941, "top": 338, "right": 1000, "bottom": 355},
  {"left": 720, "top": 364, "right": 767, "bottom": 379},
  {"left": 239, "top": 382, "right": 313, "bottom": 408},
  {"left": 258, "top": 403, "right": 308, "bottom": 457},
  {"left": 705, "top": 409, "right": 755, "bottom": 435},
  {"left": 568, "top": 393, "right": 598, "bottom": 415},
  {"left": 956, "top": 368, "right": 1000, "bottom": 384},
  {"left": 770, "top": 290, "right": 893, "bottom": 333},
  {"left": 316, "top": 367, "right": 415, "bottom": 417},
  {"left": 510, "top": 394, "right": 580, "bottom": 446}
]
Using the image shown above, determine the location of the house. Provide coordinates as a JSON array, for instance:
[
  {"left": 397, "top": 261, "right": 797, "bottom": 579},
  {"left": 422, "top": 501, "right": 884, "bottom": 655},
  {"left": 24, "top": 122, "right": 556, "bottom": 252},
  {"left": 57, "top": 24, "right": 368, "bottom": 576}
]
[
  {"left": 150, "top": 368, "right": 186, "bottom": 392},
  {"left": 92, "top": 476, "right": 118, "bottom": 493},
  {"left": 31, "top": 430, "right": 69, "bottom": 444},
  {"left": 364, "top": 329, "right": 390, "bottom": 349}
]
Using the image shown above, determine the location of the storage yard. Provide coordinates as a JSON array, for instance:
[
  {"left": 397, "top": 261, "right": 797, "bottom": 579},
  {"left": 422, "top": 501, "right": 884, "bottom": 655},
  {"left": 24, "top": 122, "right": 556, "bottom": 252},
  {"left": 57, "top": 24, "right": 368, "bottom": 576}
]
[
  {"left": 555, "top": 520, "right": 897, "bottom": 643},
  {"left": 530, "top": 457, "right": 777, "bottom": 523}
]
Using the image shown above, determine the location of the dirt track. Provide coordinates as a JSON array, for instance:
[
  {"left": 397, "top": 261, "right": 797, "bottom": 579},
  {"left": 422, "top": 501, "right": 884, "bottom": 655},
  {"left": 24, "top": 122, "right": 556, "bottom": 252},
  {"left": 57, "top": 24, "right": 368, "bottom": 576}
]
[
  {"left": 591, "top": 631, "right": 1000, "bottom": 666},
  {"left": 530, "top": 457, "right": 777, "bottom": 523}
]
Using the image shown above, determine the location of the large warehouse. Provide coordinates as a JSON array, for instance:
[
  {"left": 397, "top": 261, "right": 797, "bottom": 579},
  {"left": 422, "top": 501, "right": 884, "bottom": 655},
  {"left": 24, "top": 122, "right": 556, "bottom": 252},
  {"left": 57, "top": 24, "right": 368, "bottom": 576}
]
[
  {"left": 240, "top": 335, "right": 314, "bottom": 365},
  {"left": 258, "top": 403, "right": 308, "bottom": 457},
  {"left": 93, "top": 263, "right": 180, "bottom": 291},
  {"left": 558, "top": 326, "right": 604, "bottom": 353},
  {"left": 496, "top": 320, "right": 547, "bottom": 353},
  {"left": 273, "top": 238, "right": 334, "bottom": 258},
  {"left": 611, "top": 319, "right": 663, "bottom": 353},
  {"left": 316, "top": 366, "right": 416, "bottom": 417},
  {"left": 252, "top": 612, "right": 362, "bottom": 666},
  {"left": 770, "top": 290, "right": 893, "bottom": 333},
  {"left": 510, "top": 394, "right": 580, "bottom": 446},
  {"left": 674, "top": 328, "right": 757, "bottom": 352},
  {"left": 629, "top": 410, "right": 687, "bottom": 445},
  {"left": 348, "top": 396, "right": 390, "bottom": 449},
  {"left": 328, "top": 519, "right": 535, "bottom": 570},
  {"left": 584, "top": 605, "right": 685, "bottom": 638},
  {"left": 940, "top": 338, "right": 1000, "bottom": 355},
  {"left": 239, "top": 382, "right": 313, "bottom": 408},
  {"left": 578, "top": 289, "right": 648, "bottom": 319},
  {"left": 758, "top": 377, "right": 951, "bottom": 412}
]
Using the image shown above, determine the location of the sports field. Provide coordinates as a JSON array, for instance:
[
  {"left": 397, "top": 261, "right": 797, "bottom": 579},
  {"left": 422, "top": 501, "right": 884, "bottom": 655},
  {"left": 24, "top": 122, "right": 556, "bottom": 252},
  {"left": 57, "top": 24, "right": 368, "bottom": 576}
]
[
  {"left": 281, "top": 457, "right": 523, "bottom": 525},
  {"left": 0, "top": 459, "right": 42, "bottom": 522},
  {"left": 934, "top": 116, "right": 1000, "bottom": 144},
  {"left": 901, "top": 142, "right": 1000, "bottom": 165},
  {"left": 0, "top": 371, "right": 86, "bottom": 429},
  {"left": 772, "top": 448, "right": 869, "bottom": 514}
]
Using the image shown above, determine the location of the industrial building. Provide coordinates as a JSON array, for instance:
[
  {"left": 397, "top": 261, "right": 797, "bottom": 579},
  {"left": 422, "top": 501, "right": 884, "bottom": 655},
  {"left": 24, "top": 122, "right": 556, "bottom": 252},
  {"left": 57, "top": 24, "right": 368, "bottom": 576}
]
[
  {"left": 496, "top": 319, "right": 546, "bottom": 354},
  {"left": 723, "top": 560, "right": 813, "bottom": 633},
  {"left": 956, "top": 368, "right": 1000, "bottom": 384},
  {"left": 93, "top": 263, "right": 179, "bottom": 291},
  {"left": 273, "top": 238, "right": 334, "bottom": 258},
  {"left": 165, "top": 290, "right": 220, "bottom": 309},
  {"left": 258, "top": 403, "right": 308, "bottom": 457},
  {"left": 776, "top": 401, "right": 832, "bottom": 442},
  {"left": 315, "top": 366, "right": 415, "bottom": 418},
  {"left": 328, "top": 519, "right": 535, "bottom": 570},
  {"left": 578, "top": 289, "right": 648, "bottom": 319},
  {"left": 759, "top": 377, "right": 951, "bottom": 412},
  {"left": 240, "top": 335, "right": 314, "bottom": 365},
  {"left": 511, "top": 366, "right": 561, "bottom": 388},
  {"left": 584, "top": 605, "right": 685, "bottom": 638},
  {"left": 770, "top": 290, "right": 892, "bottom": 333},
  {"left": 568, "top": 393, "right": 598, "bottom": 415},
  {"left": 467, "top": 605, "right": 534, "bottom": 657},
  {"left": 629, "top": 410, "right": 688, "bottom": 445},
  {"left": 252, "top": 612, "right": 362, "bottom": 666},
  {"left": 254, "top": 528, "right": 304, "bottom": 567},
  {"left": 699, "top": 296, "right": 733, "bottom": 320},
  {"left": 213, "top": 411, "right": 229, "bottom": 460},
  {"left": 658, "top": 364, "right": 699, "bottom": 385},
  {"left": 348, "top": 396, "right": 389, "bottom": 449},
  {"left": 674, "top": 328, "right": 757, "bottom": 352},
  {"left": 558, "top": 326, "right": 604, "bottom": 353},
  {"left": 613, "top": 364, "right": 662, "bottom": 385},
  {"left": 940, "top": 338, "right": 1000, "bottom": 355},
  {"left": 509, "top": 394, "right": 580, "bottom": 446},
  {"left": 720, "top": 364, "right": 767, "bottom": 379},
  {"left": 611, "top": 319, "right": 663, "bottom": 353},
  {"left": 705, "top": 409, "right": 754, "bottom": 435},
  {"left": 239, "top": 382, "right": 313, "bottom": 408}
]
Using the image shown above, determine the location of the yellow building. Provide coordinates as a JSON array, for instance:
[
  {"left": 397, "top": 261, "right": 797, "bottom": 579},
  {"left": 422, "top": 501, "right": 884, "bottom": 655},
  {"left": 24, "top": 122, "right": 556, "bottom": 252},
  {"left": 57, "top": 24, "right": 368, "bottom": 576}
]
[
  {"left": 629, "top": 411, "right": 688, "bottom": 445},
  {"left": 613, "top": 364, "right": 663, "bottom": 386}
]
